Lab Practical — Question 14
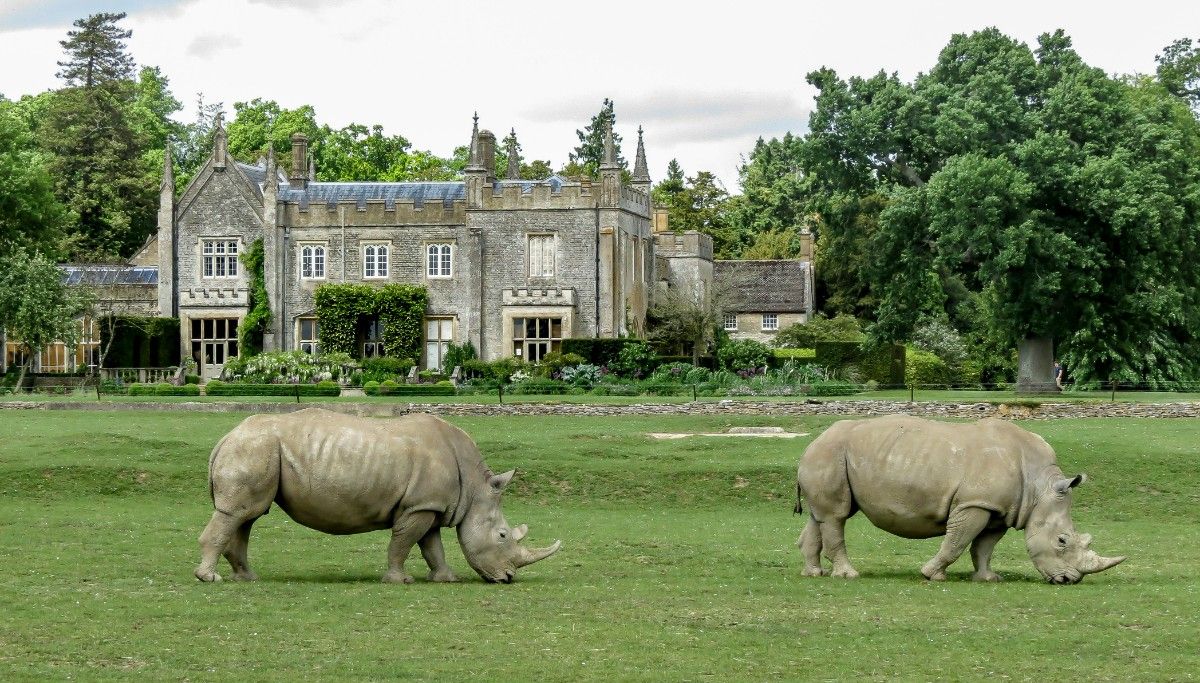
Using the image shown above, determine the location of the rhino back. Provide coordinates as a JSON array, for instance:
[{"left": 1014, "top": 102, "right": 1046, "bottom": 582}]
[
  {"left": 806, "top": 416, "right": 1036, "bottom": 537},
  {"left": 265, "top": 409, "right": 464, "bottom": 534}
]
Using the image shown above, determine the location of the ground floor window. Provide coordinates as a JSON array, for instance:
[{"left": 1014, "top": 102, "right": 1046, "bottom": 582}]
[
  {"left": 39, "top": 343, "right": 69, "bottom": 372},
  {"left": 298, "top": 318, "right": 319, "bottom": 355},
  {"left": 76, "top": 317, "right": 99, "bottom": 371},
  {"left": 363, "top": 318, "right": 384, "bottom": 358},
  {"left": 190, "top": 318, "right": 239, "bottom": 367},
  {"left": 5, "top": 340, "right": 28, "bottom": 371},
  {"left": 425, "top": 318, "right": 453, "bottom": 370},
  {"left": 512, "top": 317, "right": 561, "bottom": 362},
  {"left": 723, "top": 313, "right": 738, "bottom": 331},
  {"left": 762, "top": 313, "right": 779, "bottom": 331}
]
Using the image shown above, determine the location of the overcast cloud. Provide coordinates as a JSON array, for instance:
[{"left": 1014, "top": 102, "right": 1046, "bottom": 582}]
[{"left": 2, "top": 0, "right": 1198, "bottom": 188}]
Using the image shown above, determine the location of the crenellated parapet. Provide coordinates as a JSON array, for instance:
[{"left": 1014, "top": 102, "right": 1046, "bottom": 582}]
[
  {"left": 283, "top": 197, "right": 468, "bottom": 226},
  {"left": 654, "top": 230, "right": 714, "bottom": 260},
  {"left": 480, "top": 178, "right": 596, "bottom": 211},
  {"left": 501, "top": 287, "right": 578, "bottom": 307}
]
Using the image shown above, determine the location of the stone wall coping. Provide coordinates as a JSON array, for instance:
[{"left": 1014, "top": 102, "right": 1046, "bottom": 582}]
[{"left": 4, "top": 399, "right": 1199, "bottom": 420}]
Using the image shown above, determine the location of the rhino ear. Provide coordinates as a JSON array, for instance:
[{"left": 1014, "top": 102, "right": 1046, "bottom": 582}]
[
  {"left": 489, "top": 470, "right": 516, "bottom": 492},
  {"left": 1053, "top": 474, "right": 1086, "bottom": 495}
]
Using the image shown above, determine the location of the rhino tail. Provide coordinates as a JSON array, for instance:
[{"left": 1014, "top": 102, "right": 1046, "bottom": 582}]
[{"left": 794, "top": 481, "right": 803, "bottom": 515}]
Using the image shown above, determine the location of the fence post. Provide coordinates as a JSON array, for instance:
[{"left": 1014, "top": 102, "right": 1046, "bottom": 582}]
[
  {"left": 295, "top": 384, "right": 301, "bottom": 403},
  {"left": 1111, "top": 380, "right": 1117, "bottom": 402},
  {"left": 692, "top": 383, "right": 697, "bottom": 401},
  {"left": 96, "top": 379, "right": 102, "bottom": 402},
  {"left": 909, "top": 383, "right": 915, "bottom": 403},
  {"left": 498, "top": 382, "right": 504, "bottom": 404}
]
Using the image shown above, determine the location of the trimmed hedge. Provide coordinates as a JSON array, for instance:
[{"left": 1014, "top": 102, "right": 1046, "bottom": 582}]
[
  {"left": 205, "top": 380, "right": 341, "bottom": 396},
  {"left": 814, "top": 341, "right": 905, "bottom": 385},
  {"left": 656, "top": 355, "right": 717, "bottom": 369},
  {"left": 127, "top": 383, "right": 201, "bottom": 396},
  {"left": 365, "top": 381, "right": 456, "bottom": 396}
]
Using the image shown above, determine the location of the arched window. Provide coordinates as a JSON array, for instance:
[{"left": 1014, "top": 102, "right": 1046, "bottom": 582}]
[
  {"left": 364, "top": 244, "right": 389, "bottom": 278},
  {"left": 301, "top": 245, "right": 325, "bottom": 279},
  {"left": 427, "top": 244, "right": 452, "bottom": 278}
]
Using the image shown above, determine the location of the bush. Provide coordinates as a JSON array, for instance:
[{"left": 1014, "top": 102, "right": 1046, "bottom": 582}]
[
  {"left": 773, "top": 313, "right": 865, "bottom": 348},
  {"left": 609, "top": 342, "right": 657, "bottom": 378},
  {"left": 485, "top": 357, "right": 528, "bottom": 382},
  {"left": 460, "top": 359, "right": 491, "bottom": 380},
  {"left": 443, "top": 342, "right": 477, "bottom": 371},
  {"left": 651, "top": 362, "right": 710, "bottom": 385},
  {"left": 655, "top": 355, "right": 717, "bottom": 369},
  {"left": 718, "top": 339, "right": 771, "bottom": 372},
  {"left": 805, "top": 381, "right": 861, "bottom": 396},
  {"left": 360, "top": 356, "right": 415, "bottom": 383},
  {"left": 815, "top": 341, "right": 905, "bottom": 386},
  {"left": 505, "top": 378, "right": 569, "bottom": 395},
  {"left": 560, "top": 363, "right": 603, "bottom": 388},
  {"left": 363, "top": 380, "right": 381, "bottom": 395},
  {"left": 561, "top": 338, "right": 642, "bottom": 367},
  {"left": 370, "top": 381, "right": 455, "bottom": 397},
  {"left": 590, "top": 383, "right": 639, "bottom": 396},
  {"left": 905, "top": 347, "right": 956, "bottom": 387},
  {"left": 185, "top": 374, "right": 201, "bottom": 385},
  {"left": 378, "top": 380, "right": 399, "bottom": 396},
  {"left": 535, "top": 352, "right": 587, "bottom": 378},
  {"left": 221, "top": 350, "right": 349, "bottom": 384},
  {"left": 126, "top": 382, "right": 199, "bottom": 396}
]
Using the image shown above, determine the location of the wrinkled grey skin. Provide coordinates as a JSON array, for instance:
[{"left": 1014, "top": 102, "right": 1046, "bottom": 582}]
[
  {"left": 195, "top": 408, "right": 561, "bottom": 584},
  {"left": 796, "top": 415, "right": 1125, "bottom": 584}
]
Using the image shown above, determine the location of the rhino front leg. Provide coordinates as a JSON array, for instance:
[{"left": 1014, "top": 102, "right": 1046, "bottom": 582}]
[
  {"left": 921, "top": 507, "right": 992, "bottom": 581},
  {"left": 196, "top": 510, "right": 239, "bottom": 582},
  {"left": 419, "top": 527, "right": 458, "bottom": 583},
  {"left": 969, "top": 527, "right": 1007, "bottom": 582},
  {"left": 383, "top": 511, "right": 437, "bottom": 584},
  {"left": 819, "top": 518, "right": 859, "bottom": 578}
]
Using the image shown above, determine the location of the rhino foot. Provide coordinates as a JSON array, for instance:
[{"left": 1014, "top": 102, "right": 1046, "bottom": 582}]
[
  {"left": 382, "top": 570, "right": 415, "bottom": 584},
  {"left": 801, "top": 566, "right": 827, "bottom": 577},
  {"left": 428, "top": 570, "right": 459, "bottom": 583},
  {"left": 921, "top": 564, "right": 947, "bottom": 581},
  {"left": 972, "top": 570, "right": 1002, "bottom": 583},
  {"left": 230, "top": 570, "right": 258, "bottom": 582},
  {"left": 831, "top": 566, "right": 860, "bottom": 579},
  {"left": 195, "top": 568, "right": 223, "bottom": 583}
]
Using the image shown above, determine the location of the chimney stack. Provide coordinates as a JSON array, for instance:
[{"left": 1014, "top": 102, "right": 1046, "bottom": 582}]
[{"left": 290, "top": 133, "right": 308, "bottom": 189}]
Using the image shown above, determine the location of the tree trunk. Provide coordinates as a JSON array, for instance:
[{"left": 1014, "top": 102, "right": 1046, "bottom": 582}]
[
  {"left": 14, "top": 352, "right": 30, "bottom": 394},
  {"left": 1016, "top": 337, "right": 1057, "bottom": 394}
]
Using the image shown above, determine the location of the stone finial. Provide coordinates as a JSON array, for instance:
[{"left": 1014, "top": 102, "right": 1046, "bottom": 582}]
[
  {"left": 161, "top": 146, "right": 174, "bottom": 191},
  {"left": 466, "top": 111, "right": 484, "bottom": 170},
  {"left": 212, "top": 111, "right": 228, "bottom": 167},
  {"left": 602, "top": 121, "right": 616, "bottom": 166},
  {"left": 632, "top": 125, "right": 650, "bottom": 182},
  {"left": 506, "top": 128, "right": 520, "bottom": 180}
]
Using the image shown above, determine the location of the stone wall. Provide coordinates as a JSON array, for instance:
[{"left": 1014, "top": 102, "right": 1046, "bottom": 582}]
[{"left": 7, "top": 398, "right": 1199, "bottom": 420}]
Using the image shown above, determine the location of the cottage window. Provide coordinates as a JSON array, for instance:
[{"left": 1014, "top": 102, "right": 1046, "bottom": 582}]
[
  {"left": 363, "top": 318, "right": 384, "bottom": 358},
  {"left": 364, "top": 244, "right": 389, "bottom": 279},
  {"left": 426, "top": 244, "right": 452, "bottom": 278},
  {"left": 762, "top": 313, "right": 779, "bottom": 331},
  {"left": 298, "top": 318, "right": 320, "bottom": 355},
  {"left": 202, "top": 240, "right": 238, "bottom": 278},
  {"left": 528, "top": 235, "right": 555, "bottom": 278},
  {"left": 512, "top": 317, "right": 562, "bottom": 362},
  {"left": 301, "top": 245, "right": 326, "bottom": 279},
  {"left": 425, "top": 317, "right": 454, "bottom": 370},
  {"left": 723, "top": 313, "right": 738, "bottom": 331}
]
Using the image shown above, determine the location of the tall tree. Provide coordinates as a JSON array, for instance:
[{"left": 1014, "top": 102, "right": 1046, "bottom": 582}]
[
  {"left": 0, "top": 101, "right": 69, "bottom": 253},
  {"left": 173, "top": 94, "right": 224, "bottom": 189},
  {"left": 225, "top": 98, "right": 322, "bottom": 163},
  {"left": 495, "top": 129, "right": 553, "bottom": 180},
  {"left": 40, "top": 12, "right": 153, "bottom": 259},
  {"left": 564, "top": 98, "right": 624, "bottom": 178}
]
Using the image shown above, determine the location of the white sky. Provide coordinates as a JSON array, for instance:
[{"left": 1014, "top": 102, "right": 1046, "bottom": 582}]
[{"left": 2, "top": 0, "right": 1198, "bottom": 189}]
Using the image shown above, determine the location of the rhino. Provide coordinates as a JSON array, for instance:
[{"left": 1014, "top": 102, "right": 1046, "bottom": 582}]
[
  {"left": 195, "top": 408, "right": 561, "bottom": 584},
  {"left": 795, "top": 415, "right": 1125, "bottom": 584}
]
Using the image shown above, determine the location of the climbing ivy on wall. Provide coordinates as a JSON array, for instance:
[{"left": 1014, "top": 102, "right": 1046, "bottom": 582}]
[
  {"left": 239, "top": 238, "right": 271, "bottom": 357},
  {"left": 313, "top": 283, "right": 428, "bottom": 361}
]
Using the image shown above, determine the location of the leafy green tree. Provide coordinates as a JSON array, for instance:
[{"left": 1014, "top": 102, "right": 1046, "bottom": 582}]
[
  {"left": 41, "top": 12, "right": 154, "bottom": 258},
  {"left": 496, "top": 129, "right": 553, "bottom": 180},
  {"left": 225, "top": 98, "right": 322, "bottom": 163},
  {"left": 1156, "top": 37, "right": 1200, "bottom": 113},
  {"left": 565, "top": 98, "right": 624, "bottom": 178},
  {"left": 0, "top": 246, "right": 93, "bottom": 388},
  {"left": 648, "top": 273, "right": 735, "bottom": 364},
  {"left": 0, "top": 102, "right": 69, "bottom": 253},
  {"left": 173, "top": 94, "right": 224, "bottom": 190},
  {"left": 800, "top": 28, "right": 1200, "bottom": 384},
  {"left": 772, "top": 313, "right": 865, "bottom": 348}
]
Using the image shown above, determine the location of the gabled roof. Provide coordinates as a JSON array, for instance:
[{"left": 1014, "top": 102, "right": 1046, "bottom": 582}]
[{"left": 714, "top": 260, "right": 809, "bottom": 313}]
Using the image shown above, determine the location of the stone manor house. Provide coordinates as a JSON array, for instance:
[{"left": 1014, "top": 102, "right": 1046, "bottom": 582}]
[{"left": 2, "top": 116, "right": 814, "bottom": 380}]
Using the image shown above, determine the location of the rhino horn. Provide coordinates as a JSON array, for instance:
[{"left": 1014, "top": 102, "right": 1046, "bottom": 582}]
[
  {"left": 1080, "top": 551, "right": 1126, "bottom": 575},
  {"left": 516, "top": 539, "right": 562, "bottom": 567}
]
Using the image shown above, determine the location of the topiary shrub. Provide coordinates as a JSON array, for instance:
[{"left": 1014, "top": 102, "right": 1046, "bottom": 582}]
[
  {"left": 718, "top": 339, "right": 771, "bottom": 372},
  {"left": 360, "top": 356, "right": 415, "bottom": 383},
  {"left": 363, "top": 380, "right": 381, "bottom": 396},
  {"left": 609, "top": 341, "right": 657, "bottom": 378},
  {"left": 905, "top": 347, "right": 956, "bottom": 387}
]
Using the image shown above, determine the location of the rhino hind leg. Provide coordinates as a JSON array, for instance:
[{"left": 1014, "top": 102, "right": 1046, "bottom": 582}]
[
  {"left": 969, "top": 527, "right": 1007, "bottom": 582},
  {"left": 818, "top": 517, "right": 859, "bottom": 578},
  {"left": 382, "top": 511, "right": 438, "bottom": 584},
  {"left": 921, "top": 507, "right": 993, "bottom": 581},
  {"left": 195, "top": 511, "right": 239, "bottom": 582},
  {"left": 797, "top": 517, "right": 827, "bottom": 576},
  {"left": 222, "top": 518, "right": 260, "bottom": 581},
  {"left": 419, "top": 528, "right": 458, "bottom": 583}
]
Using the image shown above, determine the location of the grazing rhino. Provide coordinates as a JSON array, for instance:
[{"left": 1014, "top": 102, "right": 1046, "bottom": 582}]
[
  {"left": 795, "top": 415, "right": 1125, "bottom": 584},
  {"left": 195, "top": 408, "right": 561, "bottom": 584}
]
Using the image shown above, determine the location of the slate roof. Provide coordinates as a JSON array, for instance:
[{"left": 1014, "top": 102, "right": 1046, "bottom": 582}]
[
  {"left": 714, "top": 260, "right": 809, "bottom": 313},
  {"left": 236, "top": 161, "right": 268, "bottom": 188},
  {"left": 61, "top": 265, "right": 159, "bottom": 286},
  {"left": 494, "top": 174, "right": 569, "bottom": 193}
]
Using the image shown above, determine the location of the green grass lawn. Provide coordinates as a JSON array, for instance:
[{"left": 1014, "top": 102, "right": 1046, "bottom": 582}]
[{"left": 1, "top": 411, "right": 1197, "bottom": 680}]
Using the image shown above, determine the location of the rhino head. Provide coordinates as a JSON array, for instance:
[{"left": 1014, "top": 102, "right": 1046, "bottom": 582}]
[
  {"left": 1024, "top": 473, "right": 1126, "bottom": 584},
  {"left": 456, "top": 470, "right": 562, "bottom": 583}
]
